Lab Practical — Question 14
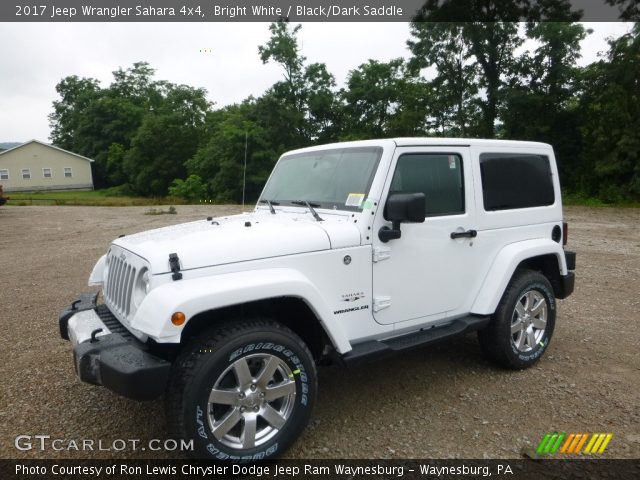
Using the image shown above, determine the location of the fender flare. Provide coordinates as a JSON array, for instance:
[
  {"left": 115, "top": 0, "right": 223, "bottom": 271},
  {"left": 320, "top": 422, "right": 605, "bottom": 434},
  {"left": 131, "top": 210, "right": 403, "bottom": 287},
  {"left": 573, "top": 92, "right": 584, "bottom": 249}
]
[
  {"left": 131, "top": 268, "right": 352, "bottom": 353},
  {"left": 88, "top": 254, "right": 106, "bottom": 286},
  {"left": 470, "top": 239, "right": 567, "bottom": 315}
]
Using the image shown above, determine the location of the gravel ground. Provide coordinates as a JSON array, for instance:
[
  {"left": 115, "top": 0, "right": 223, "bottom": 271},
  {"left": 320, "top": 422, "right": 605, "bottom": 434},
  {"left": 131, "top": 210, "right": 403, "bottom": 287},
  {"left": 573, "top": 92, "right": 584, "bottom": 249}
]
[{"left": 0, "top": 205, "right": 638, "bottom": 459}]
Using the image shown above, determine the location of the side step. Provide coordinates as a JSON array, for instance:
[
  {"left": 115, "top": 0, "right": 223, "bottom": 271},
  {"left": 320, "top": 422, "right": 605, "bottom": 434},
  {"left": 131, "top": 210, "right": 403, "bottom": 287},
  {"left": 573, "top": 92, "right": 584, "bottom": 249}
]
[{"left": 342, "top": 315, "right": 490, "bottom": 366}]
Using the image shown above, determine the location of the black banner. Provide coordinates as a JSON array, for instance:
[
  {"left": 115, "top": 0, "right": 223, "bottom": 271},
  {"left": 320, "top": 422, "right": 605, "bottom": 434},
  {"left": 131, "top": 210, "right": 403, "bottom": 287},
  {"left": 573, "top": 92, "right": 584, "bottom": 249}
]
[
  {"left": 2, "top": 459, "right": 640, "bottom": 480},
  {"left": 1, "top": 0, "right": 636, "bottom": 22}
]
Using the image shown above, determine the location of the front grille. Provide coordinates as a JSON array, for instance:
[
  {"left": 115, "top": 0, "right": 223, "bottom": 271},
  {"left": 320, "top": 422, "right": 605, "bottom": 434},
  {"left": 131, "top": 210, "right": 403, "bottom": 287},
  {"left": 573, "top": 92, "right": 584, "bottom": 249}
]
[
  {"left": 95, "top": 304, "right": 134, "bottom": 340},
  {"left": 104, "top": 250, "right": 137, "bottom": 319}
]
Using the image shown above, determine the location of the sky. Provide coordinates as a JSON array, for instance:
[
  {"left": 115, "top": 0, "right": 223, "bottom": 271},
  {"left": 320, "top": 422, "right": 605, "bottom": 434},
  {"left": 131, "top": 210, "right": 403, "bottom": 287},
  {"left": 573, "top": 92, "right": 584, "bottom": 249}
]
[{"left": 0, "top": 22, "right": 633, "bottom": 143}]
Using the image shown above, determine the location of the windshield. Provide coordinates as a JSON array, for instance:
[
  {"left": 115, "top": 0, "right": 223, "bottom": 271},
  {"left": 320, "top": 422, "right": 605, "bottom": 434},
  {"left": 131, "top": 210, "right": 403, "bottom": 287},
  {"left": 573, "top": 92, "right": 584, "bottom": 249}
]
[{"left": 260, "top": 147, "right": 382, "bottom": 211}]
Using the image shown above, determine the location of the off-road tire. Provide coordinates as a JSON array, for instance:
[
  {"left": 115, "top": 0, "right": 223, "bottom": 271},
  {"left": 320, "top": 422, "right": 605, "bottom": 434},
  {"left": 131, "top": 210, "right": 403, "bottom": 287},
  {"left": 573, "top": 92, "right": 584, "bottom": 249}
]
[
  {"left": 166, "top": 319, "right": 317, "bottom": 460},
  {"left": 478, "top": 269, "right": 556, "bottom": 369}
]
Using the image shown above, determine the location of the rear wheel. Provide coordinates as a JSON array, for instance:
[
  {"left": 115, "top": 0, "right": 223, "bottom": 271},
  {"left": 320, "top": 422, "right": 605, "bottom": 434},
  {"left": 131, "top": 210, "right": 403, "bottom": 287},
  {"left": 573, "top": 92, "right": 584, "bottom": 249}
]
[
  {"left": 479, "top": 270, "right": 556, "bottom": 369},
  {"left": 166, "top": 319, "right": 317, "bottom": 460}
]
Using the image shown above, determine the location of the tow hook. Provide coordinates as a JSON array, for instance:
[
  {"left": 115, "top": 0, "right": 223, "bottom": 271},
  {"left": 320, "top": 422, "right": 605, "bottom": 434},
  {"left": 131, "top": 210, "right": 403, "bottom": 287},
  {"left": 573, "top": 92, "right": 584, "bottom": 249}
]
[{"left": 90, "top": 328, "right": 103, "bottom": 343}]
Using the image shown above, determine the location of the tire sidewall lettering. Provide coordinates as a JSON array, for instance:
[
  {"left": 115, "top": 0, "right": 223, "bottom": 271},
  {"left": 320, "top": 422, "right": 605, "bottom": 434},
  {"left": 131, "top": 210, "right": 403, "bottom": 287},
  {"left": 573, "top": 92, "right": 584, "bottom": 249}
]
[{"left": 191, "top": 340, "right": 310, "bottom": 459}]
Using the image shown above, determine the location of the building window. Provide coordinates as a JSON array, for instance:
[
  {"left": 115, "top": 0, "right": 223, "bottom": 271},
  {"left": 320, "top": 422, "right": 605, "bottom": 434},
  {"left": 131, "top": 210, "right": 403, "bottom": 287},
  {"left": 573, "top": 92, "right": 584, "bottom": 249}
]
[
  {"left": 43, "top": 168, "right": 52, "bottom": 178},
  {"left": 0, "top": 169, "right": 8, "bottom": 180},
  {"left": 21, "top": 168, "right": 31, "bottom": 180},
  {"left": 64, "top": 167, "right": 73, "bottom": 178}
]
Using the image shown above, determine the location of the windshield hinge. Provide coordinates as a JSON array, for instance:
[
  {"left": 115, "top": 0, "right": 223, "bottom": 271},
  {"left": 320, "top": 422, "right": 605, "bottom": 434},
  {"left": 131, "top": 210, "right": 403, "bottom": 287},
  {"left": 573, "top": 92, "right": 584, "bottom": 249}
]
[
  {"left": 169, "top": 253, "right": 182, "bottom": 281},
  {"left": 372, "top": 246, "right": 391, "bottom": 263},
  {"left": 373, "top": 296, "right": 391, "bottom": 312}
]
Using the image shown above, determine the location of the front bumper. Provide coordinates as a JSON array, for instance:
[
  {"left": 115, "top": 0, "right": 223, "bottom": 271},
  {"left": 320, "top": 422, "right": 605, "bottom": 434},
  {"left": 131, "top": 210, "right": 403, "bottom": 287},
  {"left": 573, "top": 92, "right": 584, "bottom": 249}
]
[{"left": 59, "top": 293, "right": 171, "bottom": 401}]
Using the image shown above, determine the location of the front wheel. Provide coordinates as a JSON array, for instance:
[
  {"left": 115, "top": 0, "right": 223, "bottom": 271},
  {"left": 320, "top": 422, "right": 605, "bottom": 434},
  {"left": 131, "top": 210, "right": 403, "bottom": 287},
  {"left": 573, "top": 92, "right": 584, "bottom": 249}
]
[
  {"left": 166, "top": 319, "right": 317, "bottom": 460},
  {"left": 478, "top": 270, "right": 556, "bottom": 369}
]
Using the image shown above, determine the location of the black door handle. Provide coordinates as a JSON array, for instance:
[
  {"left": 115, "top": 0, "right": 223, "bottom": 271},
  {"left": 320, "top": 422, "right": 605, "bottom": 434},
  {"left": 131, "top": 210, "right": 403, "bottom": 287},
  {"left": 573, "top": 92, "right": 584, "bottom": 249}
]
[{"left": 450, "top": 229, "right": 477, "bottom": 239}]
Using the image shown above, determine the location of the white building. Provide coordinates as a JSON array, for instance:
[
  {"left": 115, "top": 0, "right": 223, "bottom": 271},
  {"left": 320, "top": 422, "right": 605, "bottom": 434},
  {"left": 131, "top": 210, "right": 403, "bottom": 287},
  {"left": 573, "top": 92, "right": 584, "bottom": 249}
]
[{"left": 0, "top": 140, "right": 94, "bottom": 192}]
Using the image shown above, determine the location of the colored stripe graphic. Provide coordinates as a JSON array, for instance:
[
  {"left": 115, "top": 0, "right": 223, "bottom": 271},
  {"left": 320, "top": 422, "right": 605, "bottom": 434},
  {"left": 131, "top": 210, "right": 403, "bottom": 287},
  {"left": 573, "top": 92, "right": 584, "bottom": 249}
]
[
  {"left": 584, "top": 433, "right": 613, "bottom": 454},
  {"left": 550, "top": 433, "right": 565, "bottom": 453},
  {"left": 573, "top": 433, "right": 589, "bottom": 453},
  {"left": 598, "top": 434, "right": 613, "bottom": 453},
  {"left": 536, "top": 433, "right": 552, "bottom": 455},
  {"left": 560, "top": 434, "right": 575, "bottom": 453},
  {"left": 584, "top": 434, "right": 598, "bottom": 453},
  {"left": 538, "top": 433, "right": 613, "bottom": 455},
  {"left": 536, "top": 432, "right": 565, "bottom": 454}
]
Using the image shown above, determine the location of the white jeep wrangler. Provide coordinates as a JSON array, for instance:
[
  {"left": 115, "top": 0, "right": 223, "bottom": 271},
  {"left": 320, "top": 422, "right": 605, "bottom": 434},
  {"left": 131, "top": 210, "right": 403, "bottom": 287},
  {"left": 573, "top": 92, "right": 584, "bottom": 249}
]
[{"left": 60, "top": 138, "right": 575, "bottom": 460}]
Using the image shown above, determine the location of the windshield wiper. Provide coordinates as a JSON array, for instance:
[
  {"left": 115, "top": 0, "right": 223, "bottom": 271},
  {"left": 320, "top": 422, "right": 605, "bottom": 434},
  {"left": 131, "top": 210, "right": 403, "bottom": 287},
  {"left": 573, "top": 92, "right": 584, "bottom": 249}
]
[
  {"left": 259, "top": 199, "right": 279, "bottom": 214},
  {"left": 291, "top": 200, "right": 323, "bottom": 222}
]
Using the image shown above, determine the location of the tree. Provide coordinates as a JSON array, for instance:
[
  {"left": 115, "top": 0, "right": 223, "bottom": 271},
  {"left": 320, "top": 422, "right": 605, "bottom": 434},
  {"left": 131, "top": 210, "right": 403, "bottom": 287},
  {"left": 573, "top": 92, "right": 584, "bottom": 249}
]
[
  {"left": 411, "top": 1, "right": 526, "bottom": 137},
  {"left": 123, "top": 84, "right": 210, "bottom": 196},
  {"left": 341, "top": 59, "right": 404, "bottom": 138},
  {"left": 578, "top": 24, "right": 640, "bottom": 201},
  {"left": 340, "top": 59, "right": 429, "bottom": 139},
  {"left": 49, "top": 76, "right": 101, "bottom": 151},
  {"left": 49, "top": 63, "right": 163, "bottom": 188},
  {"left": 501, "top": 21, "right": 588, "bottom": 189},
  {"left": 258, "top": 20, "right": 339, "bottom": 143},
  {"left": 408, "top": 23, "right": 479, "bottom": 135},
  {"left": 606, "top": 0, "right": 640, "bottom": 20},
  {"left": 186, "top": 100, "right": 278, "bottom": 203}
]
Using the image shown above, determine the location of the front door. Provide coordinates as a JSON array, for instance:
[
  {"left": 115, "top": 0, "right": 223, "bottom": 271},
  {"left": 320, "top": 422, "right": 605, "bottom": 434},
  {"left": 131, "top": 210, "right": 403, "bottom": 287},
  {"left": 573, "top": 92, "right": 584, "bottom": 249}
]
[{"left": 372, "top": 146, "right": 479, "bottom": 326}]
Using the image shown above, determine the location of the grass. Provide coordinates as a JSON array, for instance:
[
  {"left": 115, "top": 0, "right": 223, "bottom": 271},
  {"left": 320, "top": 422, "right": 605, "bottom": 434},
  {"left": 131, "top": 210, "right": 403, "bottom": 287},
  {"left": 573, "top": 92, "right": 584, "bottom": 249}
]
[
  {"left": 5, "top": 188, "right": 188, "bottom": 207},
  {"left": 144, "top": 206, "right": 177, "bottom": 215},
  {"left": 562, "top": 192, "right": 640, "bottom": 208}
]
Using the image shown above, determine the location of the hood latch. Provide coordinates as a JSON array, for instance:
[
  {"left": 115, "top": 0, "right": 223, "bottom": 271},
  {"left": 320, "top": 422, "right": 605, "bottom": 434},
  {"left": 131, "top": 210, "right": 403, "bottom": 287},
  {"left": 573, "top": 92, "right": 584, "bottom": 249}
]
[{"left": 169, "top": 253, "right": 183, "bottom": 281}]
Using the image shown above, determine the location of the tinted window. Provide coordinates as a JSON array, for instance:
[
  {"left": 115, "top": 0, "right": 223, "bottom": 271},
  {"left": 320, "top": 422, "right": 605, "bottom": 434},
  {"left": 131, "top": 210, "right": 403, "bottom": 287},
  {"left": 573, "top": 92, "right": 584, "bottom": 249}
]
[
  {"left": 480, "top": 153, "right": 554, "bottom": 211},
  {"left": 390, "top": 153, "right": 464, "bottom": 216}
]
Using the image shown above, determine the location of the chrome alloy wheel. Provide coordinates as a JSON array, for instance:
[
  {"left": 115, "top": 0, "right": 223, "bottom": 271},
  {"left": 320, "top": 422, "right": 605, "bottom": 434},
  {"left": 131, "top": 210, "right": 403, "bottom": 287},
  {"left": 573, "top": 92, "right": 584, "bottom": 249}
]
[
  {"left": 511, "top": 290, "right": 548, "bottom": 352},
  {"left": 207, "top": 353, "right": 296, "bottom": 450}
]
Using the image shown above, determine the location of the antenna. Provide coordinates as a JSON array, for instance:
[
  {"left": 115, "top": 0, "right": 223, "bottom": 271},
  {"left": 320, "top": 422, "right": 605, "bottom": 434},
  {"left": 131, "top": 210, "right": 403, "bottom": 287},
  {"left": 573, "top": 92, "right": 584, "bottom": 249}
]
[{"left": 242, "top": 129, "right": 248, "bottom": 207}]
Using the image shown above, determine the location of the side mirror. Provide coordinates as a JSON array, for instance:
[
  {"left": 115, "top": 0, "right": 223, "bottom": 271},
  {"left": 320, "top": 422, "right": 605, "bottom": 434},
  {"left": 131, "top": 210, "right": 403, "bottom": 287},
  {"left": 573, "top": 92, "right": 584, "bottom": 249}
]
[{"left": 379, "top": 193, "right": 426, "bottom": 243}]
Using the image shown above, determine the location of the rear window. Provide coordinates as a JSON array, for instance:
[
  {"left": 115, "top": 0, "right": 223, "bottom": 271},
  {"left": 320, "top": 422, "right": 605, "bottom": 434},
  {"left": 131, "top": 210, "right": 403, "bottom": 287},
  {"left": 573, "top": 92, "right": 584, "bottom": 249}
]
[{"left": 480, "top": 153, "right": 554, "bottom": 211}]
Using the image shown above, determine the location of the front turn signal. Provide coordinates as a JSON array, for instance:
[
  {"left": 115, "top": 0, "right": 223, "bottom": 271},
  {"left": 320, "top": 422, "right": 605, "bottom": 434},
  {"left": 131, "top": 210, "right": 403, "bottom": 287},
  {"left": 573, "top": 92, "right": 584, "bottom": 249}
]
[{"left": 171, "top": 312, "right": 186, "bottom": 326}]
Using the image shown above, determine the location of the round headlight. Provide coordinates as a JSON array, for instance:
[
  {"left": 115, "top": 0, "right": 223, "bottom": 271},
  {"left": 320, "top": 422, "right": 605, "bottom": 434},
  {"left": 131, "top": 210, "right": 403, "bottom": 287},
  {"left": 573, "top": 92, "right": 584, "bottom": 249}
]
[{"left": 133, "top": 268, "right": 151, "bottom": 307}]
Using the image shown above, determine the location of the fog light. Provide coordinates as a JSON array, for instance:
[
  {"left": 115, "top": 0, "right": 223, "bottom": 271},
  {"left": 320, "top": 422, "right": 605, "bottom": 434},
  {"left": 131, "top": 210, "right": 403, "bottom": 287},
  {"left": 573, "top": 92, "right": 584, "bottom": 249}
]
[{"left": 171, "top": 312, "right": 186, "bottom": 326}]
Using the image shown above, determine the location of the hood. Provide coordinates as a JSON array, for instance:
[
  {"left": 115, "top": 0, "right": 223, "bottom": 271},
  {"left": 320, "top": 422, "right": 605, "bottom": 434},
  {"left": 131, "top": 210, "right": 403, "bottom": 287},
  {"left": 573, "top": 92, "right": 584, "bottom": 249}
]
[{"left": 113, "top": 212, "right": 361, "bottom": 274}]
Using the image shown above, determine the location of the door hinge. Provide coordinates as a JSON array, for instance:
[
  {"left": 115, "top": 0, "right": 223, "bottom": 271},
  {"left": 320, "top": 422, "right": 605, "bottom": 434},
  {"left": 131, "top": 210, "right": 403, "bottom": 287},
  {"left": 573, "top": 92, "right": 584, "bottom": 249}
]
[
  {"left": 372, "top": 246, "right": 391, "bottom": 263},
  {"left": 373, "top": 296, "right": 392, "bottom": 312}
]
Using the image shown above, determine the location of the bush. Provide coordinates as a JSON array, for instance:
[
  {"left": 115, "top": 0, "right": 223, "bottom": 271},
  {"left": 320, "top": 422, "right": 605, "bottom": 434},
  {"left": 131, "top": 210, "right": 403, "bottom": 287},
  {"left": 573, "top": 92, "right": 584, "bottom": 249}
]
[{"left": 168, "top": 175, "right": 209, "bottom": 203}]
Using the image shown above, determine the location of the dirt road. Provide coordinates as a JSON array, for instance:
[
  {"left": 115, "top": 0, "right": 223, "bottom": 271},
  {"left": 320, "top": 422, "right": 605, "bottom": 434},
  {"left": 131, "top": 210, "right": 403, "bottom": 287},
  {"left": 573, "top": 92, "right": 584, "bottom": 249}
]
[{"left": 0, "top": 205, "right": 638, "bottom": 459}]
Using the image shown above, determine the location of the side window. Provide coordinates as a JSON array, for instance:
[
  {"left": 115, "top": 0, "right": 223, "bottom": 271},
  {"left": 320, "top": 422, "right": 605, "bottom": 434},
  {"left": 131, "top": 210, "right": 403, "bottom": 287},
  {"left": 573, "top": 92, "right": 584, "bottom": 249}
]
[
  {"left": 64, "top": 167, "right": 73, "bottom": 178},
  {"left": 480, "top": 153, "right": 554, "bottom": 211},
  {"left": 390, "top": 153, "right": 464, "bottom": 216},
  {"left": 0, "top": 169, "right": 8, "bottom": 180},
  {"left": 21, "top": 168, "right": 31, "bottom": 180}
]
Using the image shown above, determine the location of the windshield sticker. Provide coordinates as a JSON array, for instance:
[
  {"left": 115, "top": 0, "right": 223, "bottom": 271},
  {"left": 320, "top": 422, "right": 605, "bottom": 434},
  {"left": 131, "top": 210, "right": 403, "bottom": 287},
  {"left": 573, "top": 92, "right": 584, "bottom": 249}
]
[
  {"left": 362, "top": 199, "right": 374, "bottom": 210},
  {"left": 449, "top": 155, "right": 457, "bottom": 169},
  {"left": 346, "top": 193, "right": 365, "bottom": 207}
]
